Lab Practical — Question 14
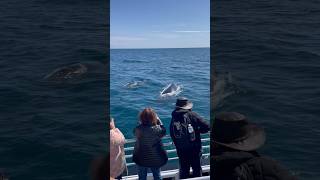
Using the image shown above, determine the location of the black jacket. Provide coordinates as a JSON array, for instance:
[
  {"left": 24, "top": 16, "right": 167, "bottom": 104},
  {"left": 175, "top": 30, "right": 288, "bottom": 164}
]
[
  {"left": 132, "top": 124, "right": 168, "bottom": 167},
  {"left": 170, "top": 109, "right": 210, "bottom": 152},
  {"left": 211, "top": 150, "right": 298, "bottom": 180}
]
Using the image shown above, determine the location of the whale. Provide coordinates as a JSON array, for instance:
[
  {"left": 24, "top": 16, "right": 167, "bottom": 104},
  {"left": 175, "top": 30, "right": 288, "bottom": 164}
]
[
  {"left": 160, "top": 83, "right": 182, "bottom": 97},
  {"left": 212, "top": 72, "right": 239, "bottom": 108},
  {"left": 124, "top": 80, "right": 145, "bottom": 89},
  {"left": 44, "top": 63, "right": 88, "bottom": 81}
]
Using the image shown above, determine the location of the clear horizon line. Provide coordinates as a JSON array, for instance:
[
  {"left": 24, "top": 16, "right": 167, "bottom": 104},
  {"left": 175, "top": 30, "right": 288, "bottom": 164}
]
[{"left": 110, "top": 46, "right": 210, "bottom": 50}]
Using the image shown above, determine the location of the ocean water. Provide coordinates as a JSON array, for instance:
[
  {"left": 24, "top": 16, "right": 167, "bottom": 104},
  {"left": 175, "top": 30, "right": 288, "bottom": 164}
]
[
  {"left": 0, "top": 0, "right": 108, "bottom": 179},
  {"left": 110, "top": 48, "right": 210, "bottom": 172},
  {"left": 111, "top": 48, "right": 210, "bottom": 135},
  {"left": 213, "top": 0, "right": 320, "bottom": 179}
]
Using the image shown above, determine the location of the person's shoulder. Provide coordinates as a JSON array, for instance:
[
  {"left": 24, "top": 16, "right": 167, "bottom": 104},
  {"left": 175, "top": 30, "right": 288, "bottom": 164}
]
[
  {"left": 133, "top": 124, "right": 143, "bottom": 132},
  {"left": 110, "top": 128, "right": 121, "bottom": 134},
  {"left": 151, "top": 124, "right": 165, "bottom": 131},
  {"left": 135, "top": 124, "right": 143, "bottom": 129},
  {"left": 189, "top": 111, "right": 199, "bottom": 116},
  {"left": 185, "top": 109, "right": 199, "bottom": 116},
  {"left": 188, "top": 111, "right": 203, "bottom": 120},
  {"left": 171, "top": 109, "right": 178, "bottom": 116},
  {"left": 250, "top": 156, "right": 283, "bottom": 167},
  {"left": 246, "top": 156, "right": 298, "bottom": 180},
  {"left": 151, "top": 124, "right": 160, "bottom": 129}
]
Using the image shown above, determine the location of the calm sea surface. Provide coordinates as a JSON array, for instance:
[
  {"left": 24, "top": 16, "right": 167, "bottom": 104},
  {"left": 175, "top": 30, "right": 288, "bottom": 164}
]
[
  {"left": 110, "top": 48, "right": 210, "bottom": 173},
  {"left": 111, "top": 48, "right": 210, "bottom": 136},
  {"left": 213, "top": 0, "right": 320, "bottom": 179},
  {"left": 0, "top": 0, "right": 107, "bottom": 179}
]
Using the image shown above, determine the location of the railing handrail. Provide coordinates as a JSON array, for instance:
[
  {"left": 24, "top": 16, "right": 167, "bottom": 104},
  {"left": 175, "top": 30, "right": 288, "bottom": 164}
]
[
  {"left": 123, "top": 165, "right": 210, "bottom": 180},
  {"left": 125, "top": 153, "right": 210, "bottom": 167},
  {"left": 125, "top": 145, "right": 210, "bottom": 159},
  {"left": 125, "top": 132, "right": 210, "bottom": 144},
  {"left": 124, "top": 132, "right": 210, "bottom": 168},
  {"left": 124, "top": 137, "right": 210, "bottom": 151}
]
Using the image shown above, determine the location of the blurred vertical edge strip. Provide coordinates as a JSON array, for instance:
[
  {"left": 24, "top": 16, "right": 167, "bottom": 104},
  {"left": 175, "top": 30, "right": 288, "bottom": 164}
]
[
  {"left": 210, "top": 0, "right": 215, "bottom": 177},
  {"left": 106, "top": 0, "right": 110, "bottom": 139},
  {"left": 106, "top": 0, "right": 111, "bottom": 179},
  {"left": 106, "top": 0, "right": 110, "bottom": 178},
  {"left": 210, "top": 0, "right": 216, "bottom": 119},
  {"left": 91, "top": 0, "right": 110, "bottom": 180},
  {"left": 93, "top": 0, "right": 110, "bottom": 179},
  {"left": 90, "top": 0, "right": 110, "bottom": 179}
]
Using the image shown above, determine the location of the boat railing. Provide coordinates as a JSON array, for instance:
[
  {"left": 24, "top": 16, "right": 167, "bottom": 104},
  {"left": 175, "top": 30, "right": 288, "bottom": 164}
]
[
  {"left": 124, "top": 133, "right": 210, "bottom": 167},
  {"left": 123, "top": 165, "right": 210, "bottom": 180}
]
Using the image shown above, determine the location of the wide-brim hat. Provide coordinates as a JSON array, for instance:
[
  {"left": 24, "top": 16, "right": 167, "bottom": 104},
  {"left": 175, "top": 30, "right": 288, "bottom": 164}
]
[
  {"left": 175, "top": 97, "right": 193, "bottom": 110},
  {"left": 212, "top": 112, "right": 266, "bottom": 151}
]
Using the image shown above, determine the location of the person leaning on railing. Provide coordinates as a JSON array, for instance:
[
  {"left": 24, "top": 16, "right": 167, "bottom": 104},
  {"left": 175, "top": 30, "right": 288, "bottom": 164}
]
[{"left": 132, "top": 108, "right": 168, "bottom": 180}]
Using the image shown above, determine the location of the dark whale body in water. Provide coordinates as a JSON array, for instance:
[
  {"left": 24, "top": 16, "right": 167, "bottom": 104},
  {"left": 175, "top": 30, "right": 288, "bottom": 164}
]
[
  {"left": 124, "top": 80, "right": 146, "bottom": 88},
  {"left": 161, "top": 83, "right": 178, "bottom": 94},
  {"left": 213, "top": 72, "right": 241, "bottom": 108},
  {"left": 160, "top": 83, "right": 182, "bottom": 97},
  {"left": 44, "top": 63, "right": 87, "bottom": 81},
  {"left": 44, "top": 62, "right": 106, "bottom": 82}
]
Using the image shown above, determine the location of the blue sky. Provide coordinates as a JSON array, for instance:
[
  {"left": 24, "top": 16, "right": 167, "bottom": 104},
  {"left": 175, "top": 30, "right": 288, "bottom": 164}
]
[{"left": 111, "top": 0, "right": 210, "bottom": 49}]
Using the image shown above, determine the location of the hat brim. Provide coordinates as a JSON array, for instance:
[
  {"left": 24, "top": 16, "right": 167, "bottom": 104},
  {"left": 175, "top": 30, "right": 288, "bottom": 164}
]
[
  {"left": 176, "top": 102, "right": 193, "bottom": 110},
  {"left": 214, "top": 124, "right": 266, "bottom": 151}
]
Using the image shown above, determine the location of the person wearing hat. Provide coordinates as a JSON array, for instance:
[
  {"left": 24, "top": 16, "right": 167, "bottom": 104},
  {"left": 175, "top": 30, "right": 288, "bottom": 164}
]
[
  {"left": 211, "top": 112, "right": 298, "bottom": 180},
  {"left": 170, "top": 97, "right": 210, "bottom": 179}
]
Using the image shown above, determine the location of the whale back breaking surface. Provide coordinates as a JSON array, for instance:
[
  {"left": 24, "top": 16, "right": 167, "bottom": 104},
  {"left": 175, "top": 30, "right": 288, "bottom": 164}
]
[
  {"left": 161, "top": 83, "right": 177, "bottom": 94},
  {"left": 44, "top": 61, "right": 107, "bottom": 83},
  {"left": 124, "top": 80, "right": 146, "bottom": 89},
  {"left": 160, "top": 83, "right": 182, "bottom": 97},
  {"left": 44, "top": 63, "right": 88, "bottom": 81},
  {"left": 213, "top": 72, "right": 243, "bottom": 109}
]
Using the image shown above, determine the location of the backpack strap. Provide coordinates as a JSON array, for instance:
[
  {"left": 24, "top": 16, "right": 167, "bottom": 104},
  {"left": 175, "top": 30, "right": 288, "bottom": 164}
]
[
  {"left": 233, "top": 153, "right": 261, "bottom": 180},
  {"left": 183, "top": 112, "right": 192, "bottom": 124},
  {"left": 234, "top": 160, "right": 255, "bottom": 180}
]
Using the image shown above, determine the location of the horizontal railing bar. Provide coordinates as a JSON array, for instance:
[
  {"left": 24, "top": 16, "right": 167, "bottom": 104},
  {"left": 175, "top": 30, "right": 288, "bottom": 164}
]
[
  {"left": 125, "top": 139, "right": 136, "bottom": 144},
  {"left": 126, "top": 162, "right": 135, "bottom": 167},
  {"left": 124, "top": 138, "right": 210, "bottom": 151},
  {"left": 162, "top": 145, "right": 210, "bottom": 154},
  {"left": 163, "top": 142, "right": 173, "bottom": 146},
  {"left": 202, "top": 138, "right": 210, "bottom": 142},
  {"left": 124, "top": 147, "right": 134, "bottom": 151},
  {"left": 125, "top": 132, "right": 210, "bottom": 144},
  {"left": 126, "top": 153, "right": 210, "bottom": 167},
  {"left": 125, "top": 145, "right": 210, "bottom": 159},
  {"left": 123, "top": 167, "right": 210, "bottom": 180},
  {"left": 125, "top": 154, "right": 132, "bottom": 159}
]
